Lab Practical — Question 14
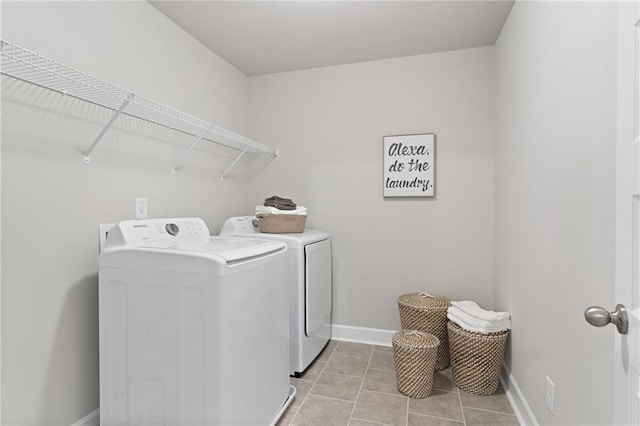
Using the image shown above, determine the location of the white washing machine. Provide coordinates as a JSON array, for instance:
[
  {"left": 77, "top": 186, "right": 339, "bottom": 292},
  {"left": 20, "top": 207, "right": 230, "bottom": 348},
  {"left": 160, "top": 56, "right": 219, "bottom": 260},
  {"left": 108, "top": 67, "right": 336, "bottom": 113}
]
[
  {"left": 99, "top": 218, "right": 294, "bottom": 425},
  {"left": 220, "top": 216, "right": 332, "bottom": 376}
]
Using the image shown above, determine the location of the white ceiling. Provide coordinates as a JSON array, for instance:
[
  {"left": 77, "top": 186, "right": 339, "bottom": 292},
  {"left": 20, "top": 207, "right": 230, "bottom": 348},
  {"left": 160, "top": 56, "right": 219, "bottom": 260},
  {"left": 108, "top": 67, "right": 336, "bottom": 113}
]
[{"left": 150, "top": 1, "right": 514, "bottom": 77}]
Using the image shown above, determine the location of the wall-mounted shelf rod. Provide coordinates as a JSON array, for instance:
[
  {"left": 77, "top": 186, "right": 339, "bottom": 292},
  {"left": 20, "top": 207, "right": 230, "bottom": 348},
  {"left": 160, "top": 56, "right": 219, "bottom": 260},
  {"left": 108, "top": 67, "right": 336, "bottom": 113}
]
[
  {"left": 221, "top": 145, "right": 250, "bottom": 180},
  {"left": 83, "top": 93, "right": 134, "bottom": 164},
  {"left": 0, "top": 39, "right": 279, "bottom": 176},
  {"left": 171, "top": 127, "right": 211, "bottom": 175}
]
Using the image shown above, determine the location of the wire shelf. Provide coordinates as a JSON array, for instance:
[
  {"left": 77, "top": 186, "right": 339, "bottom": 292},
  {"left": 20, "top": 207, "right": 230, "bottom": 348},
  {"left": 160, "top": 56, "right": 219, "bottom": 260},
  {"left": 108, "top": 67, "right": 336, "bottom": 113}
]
[{"left": 0, "top": 39, "right": 278, "bottom": 176}]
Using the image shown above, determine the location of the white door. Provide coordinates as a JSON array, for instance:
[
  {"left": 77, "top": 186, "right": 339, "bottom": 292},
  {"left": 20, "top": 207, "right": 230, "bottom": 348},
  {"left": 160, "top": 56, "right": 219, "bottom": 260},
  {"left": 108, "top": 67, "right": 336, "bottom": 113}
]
[{"left": 611, "top": 1, "right": 640, "bottom": 424}]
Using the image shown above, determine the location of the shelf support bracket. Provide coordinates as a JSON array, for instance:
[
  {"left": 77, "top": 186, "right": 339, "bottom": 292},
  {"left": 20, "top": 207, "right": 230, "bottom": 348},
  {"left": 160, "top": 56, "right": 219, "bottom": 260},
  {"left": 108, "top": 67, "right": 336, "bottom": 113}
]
[
  {"left": 221, "top": 145, "right": 250, "bottom": 180},
  {"left": 171, "top": 127, "right": 211, "bottom": 175},
  {"left": 83, "top": 93, "right": 134, "bottom": 164}
]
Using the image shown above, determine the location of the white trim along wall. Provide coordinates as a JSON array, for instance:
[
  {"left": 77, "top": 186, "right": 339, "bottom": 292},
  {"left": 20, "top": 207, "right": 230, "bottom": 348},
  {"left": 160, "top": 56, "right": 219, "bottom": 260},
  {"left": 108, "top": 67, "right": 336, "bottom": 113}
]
[{"left": 70, "top": 409, "right": 99, "bottom": 426}]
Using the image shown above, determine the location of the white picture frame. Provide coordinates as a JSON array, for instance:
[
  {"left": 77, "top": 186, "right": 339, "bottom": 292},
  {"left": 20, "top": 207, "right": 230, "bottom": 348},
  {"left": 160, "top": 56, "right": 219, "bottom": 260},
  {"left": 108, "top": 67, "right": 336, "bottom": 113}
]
[{"left": 383, "top": 133, "right": 436, "bottom": 197}]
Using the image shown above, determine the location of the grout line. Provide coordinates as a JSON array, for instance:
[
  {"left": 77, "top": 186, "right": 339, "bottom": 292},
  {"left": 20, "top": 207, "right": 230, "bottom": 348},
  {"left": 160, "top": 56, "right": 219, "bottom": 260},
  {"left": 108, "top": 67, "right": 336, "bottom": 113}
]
[
  {"left": 462, "top": 406, "right": 518, "bottom": 417},
  {"left": 405, "top": 390, "right": 410, "bottom": 426},
  {"left": 316, "top": 370, "right": 368, "bottom": 380},
  {"left": 408, "top": 412, "right": 465, "bottom": 424},
  {"left": 457, "top": 385, "right": 467, "bottom": 426},
  {"left": 359, "top": 389, "right": 406, "bottom": 398},
  {"left": 366, "top": 366, "right": 396, "bottom": 373},
  {"left": 347, "top": 342, "right": 374, "bottom": 425},
  {"left": 305, "top": 394, "right": 358, "bottom": 404},
  {"left": 332, "top": 352, "right": 374, "bottom": 361},
  {"left": 431, "top": 386, "right": 458, "bottom": 394},
  {"left": 351, "top": 417, "right": 396, "bottom": 425}
]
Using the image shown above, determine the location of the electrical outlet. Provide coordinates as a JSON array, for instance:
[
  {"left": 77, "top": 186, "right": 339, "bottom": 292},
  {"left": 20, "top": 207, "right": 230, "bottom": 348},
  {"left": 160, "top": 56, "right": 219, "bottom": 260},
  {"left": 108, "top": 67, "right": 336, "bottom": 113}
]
[
  {"left": 136, "top": 197, "right": 148, "bottom": 219},
  {"left": 545, "top": 376, "right": 555, "bottom": 414}
]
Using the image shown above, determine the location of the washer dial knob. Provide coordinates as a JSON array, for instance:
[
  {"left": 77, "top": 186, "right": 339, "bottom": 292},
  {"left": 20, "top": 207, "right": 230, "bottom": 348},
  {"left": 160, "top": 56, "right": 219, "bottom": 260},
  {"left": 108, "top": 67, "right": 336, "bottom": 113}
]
[{"left": 165, "top": 223, "right": 179, "bottom": 236}]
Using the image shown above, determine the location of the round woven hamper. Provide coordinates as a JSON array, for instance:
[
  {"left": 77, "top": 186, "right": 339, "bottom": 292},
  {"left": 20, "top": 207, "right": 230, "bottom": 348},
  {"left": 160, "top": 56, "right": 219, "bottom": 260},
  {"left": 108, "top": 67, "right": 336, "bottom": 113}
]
[
  {"left": 397, "top": 293, "right": 451, "bottom": 370},
  {"left": 447, "top": 321, "right": 509, "bottom": 396},
  {"left": 392, "top": 330, "right": 440, "bottom": 398}
]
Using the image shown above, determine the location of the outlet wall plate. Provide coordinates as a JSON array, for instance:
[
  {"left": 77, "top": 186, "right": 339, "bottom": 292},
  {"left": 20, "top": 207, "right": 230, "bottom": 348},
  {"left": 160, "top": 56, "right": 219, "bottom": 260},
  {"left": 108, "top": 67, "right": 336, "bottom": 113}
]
[{"left": 136, "top": 197, "right": 148, "bottom": 219}]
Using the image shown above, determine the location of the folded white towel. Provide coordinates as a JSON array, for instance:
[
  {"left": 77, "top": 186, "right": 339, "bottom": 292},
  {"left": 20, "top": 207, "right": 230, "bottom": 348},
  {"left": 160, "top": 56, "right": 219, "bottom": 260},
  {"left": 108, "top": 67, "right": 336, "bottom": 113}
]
[
  {"left": 447, "top": 309, "right": 511, "bottom": 334},
  {"left": 255, "top": 205, "right": 308, "bottom": 216},
  {"left": 450, "top": 300, "right": 510, "bottom": 322},
  {"left": 450, "top": 307, "right": 511, "bottom": 328}
]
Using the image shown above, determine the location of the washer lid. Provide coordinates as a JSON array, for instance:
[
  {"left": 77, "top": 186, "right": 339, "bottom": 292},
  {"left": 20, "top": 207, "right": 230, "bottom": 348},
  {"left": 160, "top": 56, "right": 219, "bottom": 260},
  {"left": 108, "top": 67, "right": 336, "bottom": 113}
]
[{"left": 192, "top": 237, "right": 285, "bottom": 263}]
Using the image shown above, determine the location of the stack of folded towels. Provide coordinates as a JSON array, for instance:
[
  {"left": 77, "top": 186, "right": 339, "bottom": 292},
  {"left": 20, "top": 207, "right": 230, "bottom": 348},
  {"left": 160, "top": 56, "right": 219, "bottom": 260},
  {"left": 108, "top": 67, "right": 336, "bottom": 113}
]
[
  {"left": 255, "top": 195, "right": 308, "bottom": 216},
  {"left": 447, "top": 301, "right": 511, "bottom": 334}
]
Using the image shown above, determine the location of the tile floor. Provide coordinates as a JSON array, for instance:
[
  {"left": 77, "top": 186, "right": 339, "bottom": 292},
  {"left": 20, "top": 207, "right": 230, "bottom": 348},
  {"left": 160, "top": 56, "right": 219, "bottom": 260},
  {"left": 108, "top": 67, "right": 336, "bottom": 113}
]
[{"left": 278, "top": 340, "right": 519, "bottom": 426}]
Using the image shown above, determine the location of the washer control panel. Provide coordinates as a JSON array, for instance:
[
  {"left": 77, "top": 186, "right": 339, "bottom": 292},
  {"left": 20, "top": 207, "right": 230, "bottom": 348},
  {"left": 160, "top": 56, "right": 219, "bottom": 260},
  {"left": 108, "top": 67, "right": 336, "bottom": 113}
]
[{"left": 111, "top": 218, "right": 210, "bottom": 248}]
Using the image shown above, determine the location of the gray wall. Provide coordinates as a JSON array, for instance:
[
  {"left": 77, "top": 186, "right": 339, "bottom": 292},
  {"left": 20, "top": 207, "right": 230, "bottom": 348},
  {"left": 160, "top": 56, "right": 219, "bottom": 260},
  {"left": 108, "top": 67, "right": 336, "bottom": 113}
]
[
  {"left": 1, "top": 2, "right": 257, "bottom": 424},
  {"left": 494, "top": 1, "right": 617, "bottom": 424},
  {"left": 1, "top": 1, "right": 623, "bottom": 424},
  {"left": 248, "top": 47, "right": 496, "bottom": 330}
]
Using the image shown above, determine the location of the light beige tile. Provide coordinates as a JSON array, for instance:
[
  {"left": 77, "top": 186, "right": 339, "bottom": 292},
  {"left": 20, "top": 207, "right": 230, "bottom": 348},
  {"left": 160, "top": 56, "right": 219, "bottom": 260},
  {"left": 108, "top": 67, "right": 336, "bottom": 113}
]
[
  {"left": 463, "top": 407, "right": 520, "bottom": 426},
  {"left": 408, "top": 390, "right": 464, "bottom": 422},
  {"left": 352, "top": 390, "right": 408, "bottom": 426},
  {"left": 459, "top": 388, "right": 514, "bottom": 414},
  {"left": 310, "top": 372, "right": 363, "bottom": 402},
  {"left": 362, "top": 367, "right": 404, "bottom": 396},
  {"left": 433, "top": 369, "right": 456, "bottom": 392},
  {"left": 335, "top": 341, "right": 375, "bottom": 359},
  {"left": 325, "top": 354, "right": 369, "bottom": 377},
  {"left": 369, "top": 350, "right": 395, "bottom": 371},
  {"left": 374, "top": 344, "right": 394, "bottom": 355},
  {"left": 290, "top": 378, "right": 314, "bottom": 407},
  {"left": 408, "top": 413, "right": 464, "bottom": 426},
  {"left": 292, "top": 395, "right": 354, "bottom": 425},
  {"left": 316, "top": 340, "right": 339, "bottom": 361},
  {"left": 276, "top": 404, "right": 299, "bottom": 426},
  {"left": 299, "top": 360, "right": 326, "bottom": 382}
]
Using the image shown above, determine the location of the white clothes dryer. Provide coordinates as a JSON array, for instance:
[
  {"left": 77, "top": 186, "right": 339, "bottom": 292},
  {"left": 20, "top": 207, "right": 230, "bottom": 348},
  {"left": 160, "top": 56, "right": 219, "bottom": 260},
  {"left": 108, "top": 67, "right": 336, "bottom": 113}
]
[
  {"left": 220, "top": 216, "right": 332, "bottom": 377},
  {"left": 99, "top": 218, "right": 294, "bottom": 425}
]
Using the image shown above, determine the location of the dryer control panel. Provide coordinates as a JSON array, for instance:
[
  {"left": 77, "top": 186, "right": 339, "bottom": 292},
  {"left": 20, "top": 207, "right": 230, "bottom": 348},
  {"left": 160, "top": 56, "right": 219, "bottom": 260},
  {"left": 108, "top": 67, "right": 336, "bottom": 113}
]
[
  {"left": 106, "top": 218, "right": 210, "bottom": 249},
  {"left": 220, "top": 216, "right": 259, "bottom": 235}
]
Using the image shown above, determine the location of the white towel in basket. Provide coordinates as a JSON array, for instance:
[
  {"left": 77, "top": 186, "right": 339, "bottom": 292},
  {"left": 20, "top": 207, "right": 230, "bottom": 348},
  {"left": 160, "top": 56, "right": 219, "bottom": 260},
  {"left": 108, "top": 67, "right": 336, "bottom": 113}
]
[
  {"left": 447, "top": 305, "right": 511, "bottom": 334},
  {"left": 255, "top": 205, "right": 307, "bottom": 215},
  {"left": 450, "top": 300, "right": 510, "bottom": 322}
]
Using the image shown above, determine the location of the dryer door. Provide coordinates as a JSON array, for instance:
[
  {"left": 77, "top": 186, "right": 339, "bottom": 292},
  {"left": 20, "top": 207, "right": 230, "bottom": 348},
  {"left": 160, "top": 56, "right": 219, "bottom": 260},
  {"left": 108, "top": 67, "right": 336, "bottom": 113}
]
[{"left": 305, "top": 239, "right": 332, "bottom": 337}]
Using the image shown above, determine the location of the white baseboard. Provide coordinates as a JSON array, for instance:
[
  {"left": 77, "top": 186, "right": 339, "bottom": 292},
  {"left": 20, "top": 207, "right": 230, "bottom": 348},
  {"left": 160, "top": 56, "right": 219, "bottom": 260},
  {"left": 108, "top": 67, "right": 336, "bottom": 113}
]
[
  {"left": 331, "top": 324, "right": 395, "bottom": 347},
  {"left": 71, "top": 408, "right": 100, "bottom": 426},
  {"left": 500, "top": 362, "right": 538, "bottom": 426}
]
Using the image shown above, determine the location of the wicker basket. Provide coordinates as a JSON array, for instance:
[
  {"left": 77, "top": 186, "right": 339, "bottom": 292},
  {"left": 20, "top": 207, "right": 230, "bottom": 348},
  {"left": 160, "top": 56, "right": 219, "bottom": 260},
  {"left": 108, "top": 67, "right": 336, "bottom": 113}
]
[
  {"left": 257, "top": 213, "right": 306, "bottom": 233},
  {"left": 397, "top": 293, "right": 451, "bottom": 371},
  {"left": 447, "top": 321, "right": 508, "bottom": 395},
  {"left": 392, "top": 330, "right": 440, "bottom": 398}
]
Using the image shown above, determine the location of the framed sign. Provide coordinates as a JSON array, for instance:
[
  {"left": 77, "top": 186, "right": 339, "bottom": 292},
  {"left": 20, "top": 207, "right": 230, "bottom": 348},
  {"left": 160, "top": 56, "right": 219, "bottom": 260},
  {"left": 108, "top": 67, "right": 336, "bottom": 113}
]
[{"left": 383, "top": 133, "right": 435, "bottom": 197}]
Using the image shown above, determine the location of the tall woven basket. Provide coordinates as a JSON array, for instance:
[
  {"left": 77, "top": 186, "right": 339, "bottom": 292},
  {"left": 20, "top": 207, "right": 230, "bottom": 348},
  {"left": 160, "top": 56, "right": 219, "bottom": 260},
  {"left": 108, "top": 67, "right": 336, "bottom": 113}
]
[
  {"left": 392, "top": 330, "right": 440, "bottom": 398},
  {"left": 397, "top": 293, "right": 451, "bottom": 371},
  {"left": 447, "top": 321, "right": 508, "bottom": 396}
]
